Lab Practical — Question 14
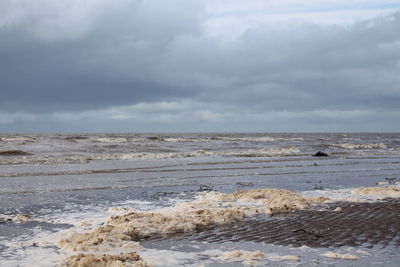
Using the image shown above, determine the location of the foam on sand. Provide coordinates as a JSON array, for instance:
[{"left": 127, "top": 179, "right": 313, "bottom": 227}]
[
  {"left": 351, "top": 185, "right": 400, "bottom": 198},
  {"left": 60, "top": 252, "right": 150, "bottom": 267},
  {"left": 203, "top": 188, "right": 328, "bottom": 214},
  {"left": 321, "top": 252, "right": 359, "bottom": 260},
  {"left": 218, "top": 250, "right": 300, "bottom": 264},
  {"left": 302, "top": 184, "right": 400, "bottom": 202},
  {"left": 218, "top": 250, "right": 265, "bottom": 264},
  {"left": 58, "top": 188, "right": 325, "bottom": 252},
  {"left": 57, "top": 185, "right": 398, "bottom": 264},
  {"left": 269, "top": 254, "right": 300, "bottom": 261}
]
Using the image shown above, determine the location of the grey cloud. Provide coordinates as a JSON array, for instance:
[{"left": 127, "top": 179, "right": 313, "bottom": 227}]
[
  {"left": 1, "top": 102, "right": 399, "bottom": 132},
  {"left": 0, "top": 0, "right": 204, "bottom": 112},
  {"left": 0, "top": 1, "right": 399, "bottom": 131}
]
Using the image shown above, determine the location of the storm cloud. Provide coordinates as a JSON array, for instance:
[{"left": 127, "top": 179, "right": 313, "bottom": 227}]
[{"left": 1, "top": 0, "right": 399, "bottom": 132}]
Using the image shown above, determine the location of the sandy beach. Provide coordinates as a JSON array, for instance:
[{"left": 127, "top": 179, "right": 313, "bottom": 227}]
[{"left": 1, "top": 133, "right": 400, "bottom": 266}]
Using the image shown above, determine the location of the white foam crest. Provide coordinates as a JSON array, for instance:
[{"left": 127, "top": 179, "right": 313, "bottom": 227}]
[
  {"left": 329, "top": 143, "right": 387, "bottom": 150},
  {"left": 149, "top": 136, "right": 305, "bottom": 143},
  {"left": 0, "top": 146, "right": 301, "bottom": 165},
  {"left": 0, "top": 136, "right": 36, "bottom": 142},
  {"left": 162, "top": 137, "right": 211, "bottom": 142},
  {"left": 91, "top": 137, "right": 128, "bottom": 143},
  {"left": 212, "top": 137, "right": 304, "bottom": 142},
  {"left": 0, "top": 155, "right": 90, "bottom": 165},
  {"left": 91, "top": 146, "right": 301, "bottom": 160}
]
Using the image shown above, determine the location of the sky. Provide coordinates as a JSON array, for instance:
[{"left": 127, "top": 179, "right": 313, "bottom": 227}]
[{"left": 1, "top": 0, "right": 400, "bottom": 132}]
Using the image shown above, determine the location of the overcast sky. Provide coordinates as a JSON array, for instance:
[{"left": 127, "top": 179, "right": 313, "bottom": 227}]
[{"left": 1, "top": 0, "right": 400, "bottom": 132}]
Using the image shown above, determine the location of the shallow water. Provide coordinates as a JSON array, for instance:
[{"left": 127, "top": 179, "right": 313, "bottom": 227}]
[{"left": 0, "top": 133, "right": 399, "bottom": 266}]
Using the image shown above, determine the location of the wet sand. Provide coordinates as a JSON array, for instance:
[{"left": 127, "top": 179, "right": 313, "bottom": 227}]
[{"left": 189, "top": 199, "right": 400, "bottom": 248}]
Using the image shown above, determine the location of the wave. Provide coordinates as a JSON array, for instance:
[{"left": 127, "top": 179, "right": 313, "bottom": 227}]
[
  {"left": 162, "top": 137, "right": 211, "bottom": 142},
  {"left": 0, "top": 147, "right": 300, "bottom": 165},
  {"left": 64, "top": 136, "right": 89, "bottom": 142},
  {"left": 90, "top": 147, "right": 301, "bottom": 161},
  {"left": 328, "top": 143, "right": 387, "bottom": 150},
  {"left": 160, "top": 137, "right": 304, "bottom": 142},
  {"left": 64, "top": 136, "right": 128, "bottom": 143},
  {"left": 302, "top": 184, "right": 400, "bottom": 202},
  {"left": 0, "top": 136, "right": 36, "bottom": 142},
  {"left": 92, "top": 137, "right": 128, "bottom": 143},
  {"left": 210, "top": 137, "right": 304, "bottom": 142}
]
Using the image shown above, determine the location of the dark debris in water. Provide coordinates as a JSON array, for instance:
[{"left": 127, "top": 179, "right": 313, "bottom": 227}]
[
  {"left": 313, "top": 151, "right": 329, "bottom": 157},
  {"left": 236, "top": 182, "right": 254, "bottom": 187},
  {"left": 0, "top": 150, "right": 33, "bottom": 156},
  {"left": 64, "top": 136, "right": 89, "bottom": 141},
  {"left": 149, "top": 191, "right": 179, "bottom": 200}
]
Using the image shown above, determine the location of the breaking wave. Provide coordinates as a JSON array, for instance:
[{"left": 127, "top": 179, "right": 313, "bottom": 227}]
[
  {"left": 209, "top": 137, "right": 304, "bottom": 142},
  {"left": 64, "top": 136, "right": 128, "bottom": 143},
  {"left": 102, "top": 147, "right": 301, "bottom": 160},
  {"left": 0, "top": 147, "right": 301, "bottom": 165},
  {"left": 92, "top": 137, "right": 128, "bottom": 143},
  {"left": 0, "top": 136, "right": 36, "bottom": 142},
  {"left": 137, "top": 136, "right": 305, "bottom": 143},
  {"left": 64, "top": 136, "right": 89, "bottom": 142},
  {"left": 327, "top": 143, "right": 387, "bottom": 150},
  {"left": 162, "top": 137, "right": 304, "bottom": 142}
]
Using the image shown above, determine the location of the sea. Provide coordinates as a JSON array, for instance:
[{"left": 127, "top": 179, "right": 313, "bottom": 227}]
[{"left": 0, "top": 133, "right": 399, "bottom": 266}]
